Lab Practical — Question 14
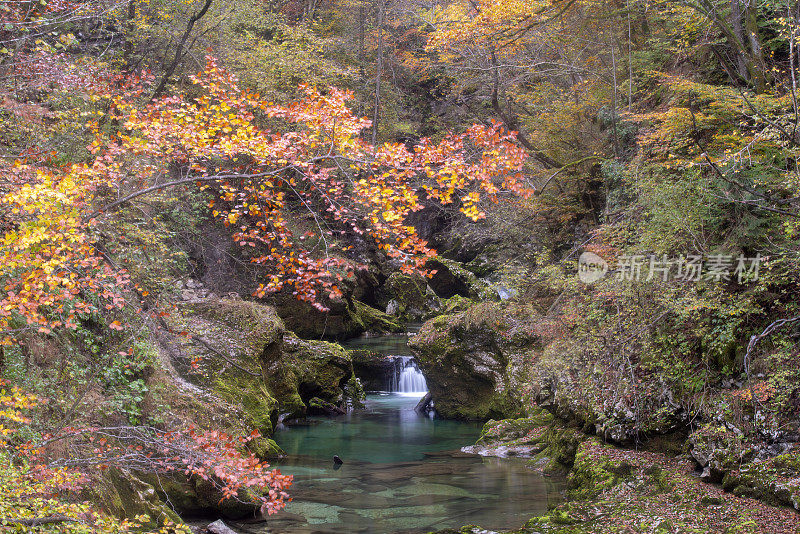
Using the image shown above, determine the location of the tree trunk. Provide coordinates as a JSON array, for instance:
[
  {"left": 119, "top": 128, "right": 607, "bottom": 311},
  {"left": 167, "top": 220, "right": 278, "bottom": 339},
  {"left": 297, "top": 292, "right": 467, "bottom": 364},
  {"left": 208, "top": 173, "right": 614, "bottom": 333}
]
[
  {"left": 150, "top": 0, "right": 213, "bottom": 101},
  {"left": 358, "top": 1, "right": 366, "bottom": 115},
  {"left": 730, "top": 0, "right": 749, "bottom": 78},
  {"left": 372, "top": 0, "right": 385, "bottom": 145},
  {"left": 743, "top": 0, "right": 767, "bottom": 92},
  {"left": 122, "top": 0, "right": 137, "bottom": 70},
  {"left": 689, "top": 0, "right": 764, "bottom": 90}
]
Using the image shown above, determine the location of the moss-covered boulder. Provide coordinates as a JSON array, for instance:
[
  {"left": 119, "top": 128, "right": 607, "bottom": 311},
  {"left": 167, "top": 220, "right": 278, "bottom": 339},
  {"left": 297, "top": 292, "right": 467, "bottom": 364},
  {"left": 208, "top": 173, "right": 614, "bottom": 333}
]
[
  {"left": 350, "top": 299, "right": 403, "bottom": 333},
  {"left": 269, "top": 334, "right": 360, "bottom": 417},
  {"left": 409, "top": 302, "right": 533, "bottom": 420},
  {"left": 163, "top": 299, "right": 283, "bottom": 433},
  {"left": 94, "top": 463, "right": 265, "bottom": 527},
  {"left": 462, "top": 410, "right": 554, "bottom": 458},
  {"left": 687, "top": 423, "right": 747, "bottom": 482},
  {"left": 566, "top": 440, "right": 639, "bottom": 499},
  {"left": 425, "top": 257, "right": 496, "bottom": 300},
  {"left": 94, "top": 469, "right": 183, "bottom": 528},
  {"left": 275, "top": 296, "right": 401, "bottom": 339},
  {"left": 164, "top": 298, "right": 362, "bottom": 428},
  {"left": 687, "top": 423, "right": 800, "bottom": 509},
  {"left": 381, "top": 272, "right": 441, "bottom": 321},
  {"left": 131, "top": 472, "right": 263, "bottom": 520},
  {"left": 439, "top": 295, "right": 476, "bottom": 315}
]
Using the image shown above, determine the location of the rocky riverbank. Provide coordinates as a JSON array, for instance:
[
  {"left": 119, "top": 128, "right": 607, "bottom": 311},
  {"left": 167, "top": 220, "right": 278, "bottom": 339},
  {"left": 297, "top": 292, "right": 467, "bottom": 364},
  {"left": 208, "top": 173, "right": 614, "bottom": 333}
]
[
  {"left": 413, "top": 300, "right": 800, "bottom": 533},
  {"left": 429, "top": 412, "right": 800, "bottom": 534}
]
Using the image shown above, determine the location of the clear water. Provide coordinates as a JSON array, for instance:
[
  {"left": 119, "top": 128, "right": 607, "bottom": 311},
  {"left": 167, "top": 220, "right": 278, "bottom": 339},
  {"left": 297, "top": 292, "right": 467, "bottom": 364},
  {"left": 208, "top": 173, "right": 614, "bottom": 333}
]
[
  {"left": 344, "top": 331, "right": 417, "bottom": 357},
  {"left": 270, "top": 394, "right": 558, "bottom": 533},
  {"left": 266, "top": 332, "right": 561, "bottom": 534}
]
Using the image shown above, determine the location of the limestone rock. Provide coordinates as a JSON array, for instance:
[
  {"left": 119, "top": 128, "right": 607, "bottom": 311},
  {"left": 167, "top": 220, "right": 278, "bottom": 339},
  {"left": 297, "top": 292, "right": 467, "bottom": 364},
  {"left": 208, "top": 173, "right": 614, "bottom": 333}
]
[
  {"left": 94, "top": 469, "right": 182, "bottom": 527},
  {"left": 381, "top": 272, "right": 441, "bottom": 320},
  {"left": 207, "top": 520, "right": 237, "bottom": 534},
  {"left": 163, "top": 298, "right": 362, "bottom": 429},
  {"left": 409, "top": 302, "right": 530, "bottom": 420}
]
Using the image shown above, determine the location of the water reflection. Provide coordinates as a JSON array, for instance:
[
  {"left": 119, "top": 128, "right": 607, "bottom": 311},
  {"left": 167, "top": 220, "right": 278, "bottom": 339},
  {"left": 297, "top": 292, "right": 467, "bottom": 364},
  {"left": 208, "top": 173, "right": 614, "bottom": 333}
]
[{"left": 270, "top": 394, "right": 560, "bottom": 533}]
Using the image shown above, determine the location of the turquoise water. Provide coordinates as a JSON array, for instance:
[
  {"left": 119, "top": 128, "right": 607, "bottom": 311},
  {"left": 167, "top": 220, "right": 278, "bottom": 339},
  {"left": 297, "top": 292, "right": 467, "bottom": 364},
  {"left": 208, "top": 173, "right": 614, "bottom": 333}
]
[
  {"left": 276, "top": 393, "right": 481, "bottom": 463},
  {"left": 265, "top": 331, "right": 559, "bottom": 533},
  {"left": 343, "top": 331, "right": 418, "bottom": 357},
  {"left": 269, "top": 393, "right": 559, "bottom": 533}
]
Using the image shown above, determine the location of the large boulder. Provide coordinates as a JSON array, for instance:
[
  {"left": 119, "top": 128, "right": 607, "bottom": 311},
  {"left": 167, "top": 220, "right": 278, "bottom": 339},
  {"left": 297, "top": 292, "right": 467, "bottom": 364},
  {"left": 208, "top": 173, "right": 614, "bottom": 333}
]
[
  {"left": 408, "top": 302, "right": 533, "bottom": 420},
  {"left": 425, "top": 257, "right": 496, "bottom": 300},
  {"left": 94, "top": 469, "right": 182, "bottom": 527},
  {"left": 162, "top": 299, "right": 283, "bottom": 434},
  {"left": 164, "top": 298, "right": 362, "bottom": 428},
  {"left": 380, "top": 272, "right": 441, "bottom": 321},
  {"left": 270, "top": 334, "right": 358, "bottom": 417},
  {"left": 132, "top": 472, "right": 264, "bottom": 520},
  {"left": 274, "top": 296, "right": 401, "bottom": 339}
]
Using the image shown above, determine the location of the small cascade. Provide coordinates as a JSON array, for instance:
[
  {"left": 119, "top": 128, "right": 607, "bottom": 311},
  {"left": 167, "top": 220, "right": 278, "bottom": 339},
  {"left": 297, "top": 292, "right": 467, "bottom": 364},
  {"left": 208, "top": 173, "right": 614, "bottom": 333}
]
[{"left": 394, "top": 356, "right": 428, "bottom": 393}]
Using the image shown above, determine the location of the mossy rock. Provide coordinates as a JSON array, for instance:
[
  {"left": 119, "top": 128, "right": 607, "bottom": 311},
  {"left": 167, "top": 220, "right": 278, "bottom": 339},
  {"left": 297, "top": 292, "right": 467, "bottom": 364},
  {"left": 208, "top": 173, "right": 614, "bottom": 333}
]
[
  {"left": 134, "top": 471, "right": 262, "bottom": 520},
  {"left": 567, "top": 440, "right": 635, "bottom": 499},
  {"left": 425, "top": 527, "right": 491, "bottom": 534},
  {"left": 477, "top": 411, "right": 553, "bottom": 445},
  {"left": 94, "top": 469, "right": 183, "bottom": 527},
  {"left": 170, "top": 298, "right": 361, "bottom": 423},
  {"left": 529, "top": 425, "right": 586, "bottom": 474},
  {"left": 425, "top": 257, "right": 496, "bottom": 301},
  {"left": 382, "top": 272, "right": 441, "bottom": 320},
  {"left": 440, "top": 295, "right": 476, "bottom": 315},
  {"left": 214, "top": 372, "right": 277, "bottom": 434},
  {"left": 350, "top": 299, "right": 403, "bottom": 333},
  {"left": 275, "top": 296, "right": 400, "bottom": 339},
  {"left": 166, "top": 299, "right": 287, "bottom": 432},
  {"left": 267, "top": 335, "right": 359, "bottom": 417},
  {"left": 409, "top": 302, "right": 529, "bottom": 420},
  {"left": 385, "top": 272, "right": 428, "bottom": 308},
  {"left": 249, "top": 437, "right": 285, "bottom": 459},
  {"left": 180, "top": 298, "right": 284, "bottom": 357}
]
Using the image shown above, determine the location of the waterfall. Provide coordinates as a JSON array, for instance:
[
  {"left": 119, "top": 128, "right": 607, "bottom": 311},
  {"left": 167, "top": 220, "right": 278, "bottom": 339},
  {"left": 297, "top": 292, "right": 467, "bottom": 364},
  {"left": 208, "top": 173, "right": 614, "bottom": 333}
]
[{"left": 395, "top": 356, "right": 428, "bottom": 394}]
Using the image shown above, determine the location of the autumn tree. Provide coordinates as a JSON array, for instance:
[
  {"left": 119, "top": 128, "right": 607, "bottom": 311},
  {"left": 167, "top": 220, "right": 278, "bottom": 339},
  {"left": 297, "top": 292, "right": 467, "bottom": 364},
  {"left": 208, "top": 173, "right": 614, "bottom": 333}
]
[{"left": 78, "top": 56, "right": 529, "bottom": 309}]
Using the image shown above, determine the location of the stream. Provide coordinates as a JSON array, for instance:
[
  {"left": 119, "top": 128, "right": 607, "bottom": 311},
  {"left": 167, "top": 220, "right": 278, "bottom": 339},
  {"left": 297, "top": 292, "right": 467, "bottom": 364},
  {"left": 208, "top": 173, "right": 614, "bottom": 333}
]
[{"left": 267, "top": 332, "right": 561, "bottom": 534}]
